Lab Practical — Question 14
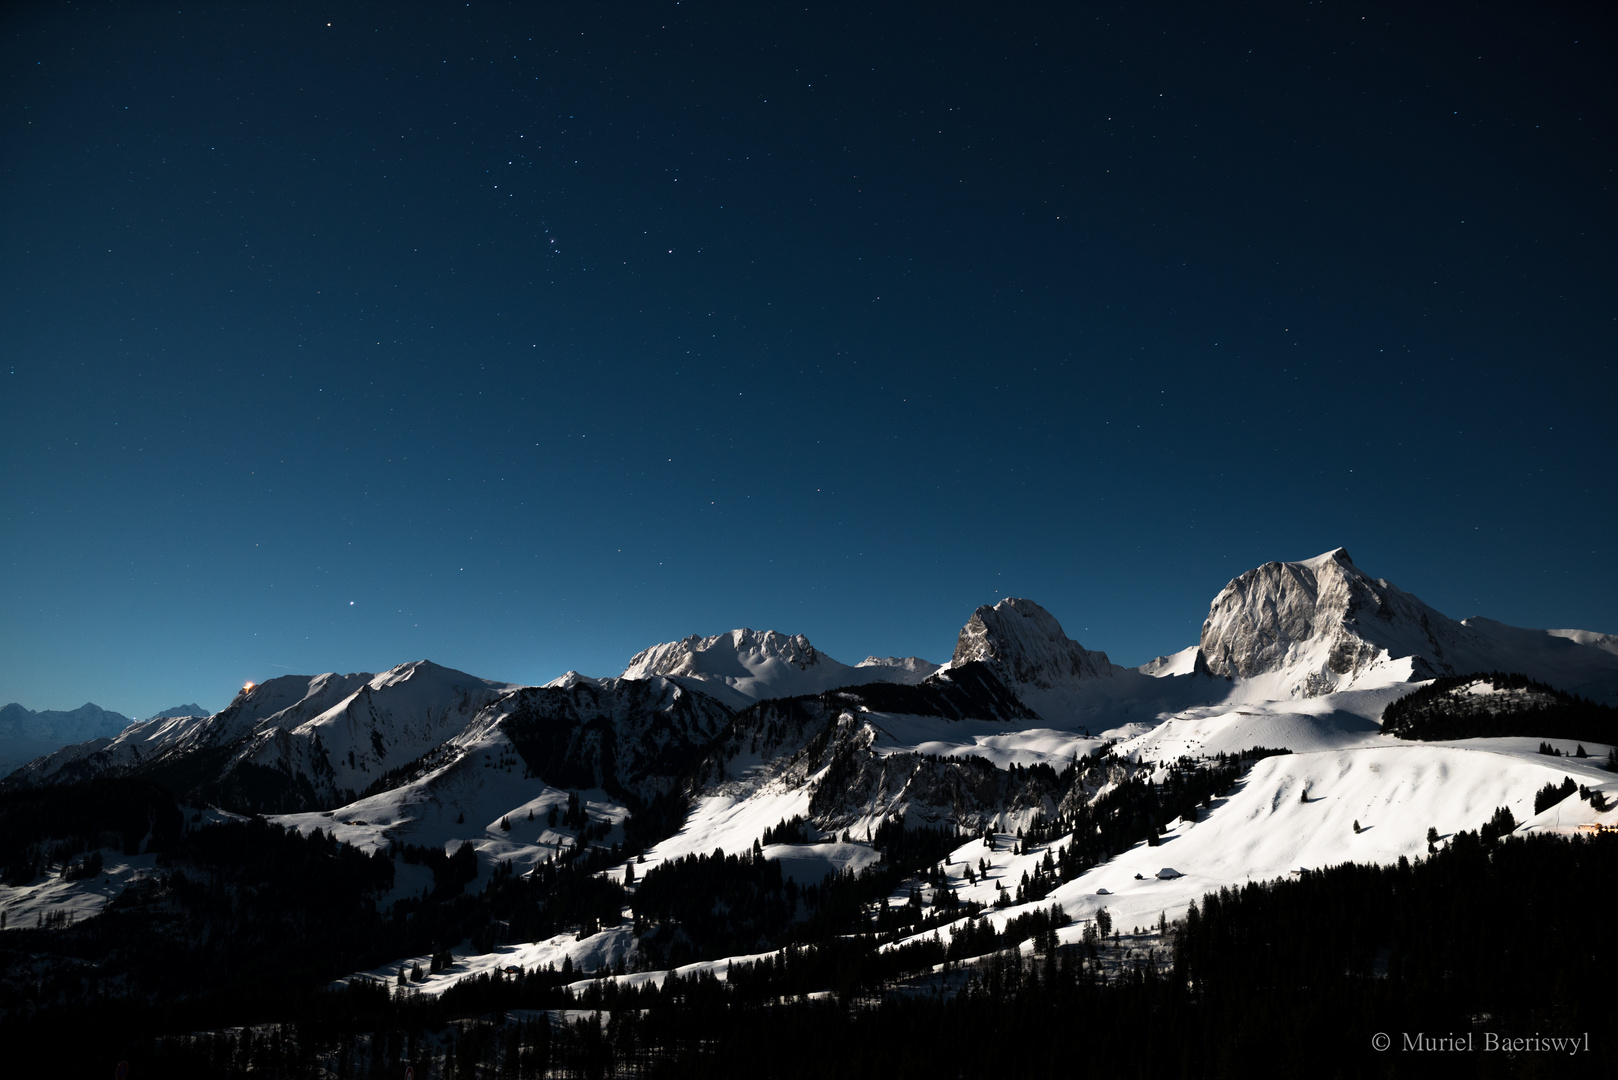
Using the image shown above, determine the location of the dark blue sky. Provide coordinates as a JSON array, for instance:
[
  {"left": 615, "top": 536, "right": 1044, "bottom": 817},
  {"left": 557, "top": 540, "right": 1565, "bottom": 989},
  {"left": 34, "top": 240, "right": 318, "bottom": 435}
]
[{"left": 3, "top": 1, "right": 1614, "bottom": 716}]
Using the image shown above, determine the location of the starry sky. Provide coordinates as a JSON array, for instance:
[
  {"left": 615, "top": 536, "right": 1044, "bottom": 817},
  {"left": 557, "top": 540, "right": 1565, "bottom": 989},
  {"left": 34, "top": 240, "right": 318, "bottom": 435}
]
[{"left": 2, "top": 1, "right": 1614, "bottom": 717}]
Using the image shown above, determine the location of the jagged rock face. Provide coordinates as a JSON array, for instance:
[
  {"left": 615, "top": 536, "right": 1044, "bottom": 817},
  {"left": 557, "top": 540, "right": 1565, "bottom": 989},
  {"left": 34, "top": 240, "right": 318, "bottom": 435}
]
[
  {"left": 496, "top": 676, "right": 736, "bottom": 800},
  {"left": 1192, "top": 549, "right": 1618, "bottom": 700},
  {"left": 229, "top": 660, "right": 514, "bottom": 807},
  {"left": 624, "top": 629, "right": 823, "bottom": 681},
  {"left": 806, "top": 734, "right": 1063, "bottom": 830},
  {"left": 689, "top": 695, "right": 1063, "bottom": 832},
  {"left": 1197, "top": 548, "right": 1483, "bottom": 694},
  {"left": 951, "top": 598, "right": 1113, "bottom": 688},
  {"left": 683, "top": 671, "right": 1060, "bottom": 836},
  {"left": 944, "top": 598, "right": 1117, "bottom": 725}
]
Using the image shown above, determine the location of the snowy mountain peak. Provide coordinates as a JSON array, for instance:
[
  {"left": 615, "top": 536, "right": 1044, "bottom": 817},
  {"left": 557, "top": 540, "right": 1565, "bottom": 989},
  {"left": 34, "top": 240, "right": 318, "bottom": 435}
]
[
  {"left": 855, "top": 656, "right": 941, "bottom": 683},
  {"left": 942, "top": 598, "right": 1120, "bottom": 726},
  {"left": 1197, "top": 548, "right": 1468, "bottom": 696},
  {"left": 1196, "top": 549, "right": 1618, "bottom": 700},
  {"left": 620, "top": 628, "right": 937, "bottom": 707},
  {"left": 144, "top": 704, "right": 206, "bottom": 722},
  {"left": 1304, "top": 546, "right": 1354, "bottom": 568},
  {"left": 367, "top": 658, "right": 497, "bottom": 693},
  {"left": 543, "top": 670, "right": 603, "bottom": 691},
  {"left": 950, "top": 597, "right": 1113, "bottom": 687},
  {"left": 624, "top": 628, "right": 824, "bottom": 680}
]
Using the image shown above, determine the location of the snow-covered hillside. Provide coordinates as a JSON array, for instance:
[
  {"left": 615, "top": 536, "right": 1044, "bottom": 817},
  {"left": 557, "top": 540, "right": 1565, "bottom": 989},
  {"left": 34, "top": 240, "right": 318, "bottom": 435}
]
[{"left": 885, "top": 733, "right": 1618, "bottom": 960}]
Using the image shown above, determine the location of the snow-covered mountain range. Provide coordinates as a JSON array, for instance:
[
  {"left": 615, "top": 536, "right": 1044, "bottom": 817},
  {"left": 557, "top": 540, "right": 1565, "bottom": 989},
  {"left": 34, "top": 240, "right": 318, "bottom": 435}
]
[
  {"left": 617, "top": 629, "right": 937, "bottom": 709},
  {"left": 4, "top": 547, "right": 1616, "bottom": 994},
  {"left": 10, "top": 662, "right": 515, "bottom": 811},
  {"left": 0, "top": 702, "right": 136, "bottom": 778}
]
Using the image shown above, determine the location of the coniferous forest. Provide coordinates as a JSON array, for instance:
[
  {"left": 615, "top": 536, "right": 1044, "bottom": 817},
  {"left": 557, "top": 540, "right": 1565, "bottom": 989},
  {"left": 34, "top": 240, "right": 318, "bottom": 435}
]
[
  {"left": 1383, "top": 671, "right": 1618, "bottom": 745},
  {"left": 3, "top": 773, "right": 1612, "bottom": 1078}
]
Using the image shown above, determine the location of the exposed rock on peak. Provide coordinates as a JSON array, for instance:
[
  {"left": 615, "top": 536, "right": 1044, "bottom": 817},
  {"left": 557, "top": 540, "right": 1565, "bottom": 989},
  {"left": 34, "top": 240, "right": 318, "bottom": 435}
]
[
  {"left": 1196, "top": 548, "right": 1618, "bottom": 699},
  {"left": 623, "top": 629, "right": 819, "bottom": 682},
  {"left": 1197, "top": 549, "right": 1475, "bottom": 696},
  {"left": 946, "top": 597, "right": 1119, "bottom": 725},
  {"left": 951, "top": 597, "right": 1113, "bottom": 686}
]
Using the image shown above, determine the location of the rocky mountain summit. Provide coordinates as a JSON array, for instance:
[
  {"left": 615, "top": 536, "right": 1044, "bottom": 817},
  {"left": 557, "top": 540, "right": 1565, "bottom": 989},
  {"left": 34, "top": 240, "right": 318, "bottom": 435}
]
[
  {"left": 945, "top": 597, "right": 1124, "bottom": 724},
  {"left": 1196, "top": 548, "right": 1618, "bottom": 699}
]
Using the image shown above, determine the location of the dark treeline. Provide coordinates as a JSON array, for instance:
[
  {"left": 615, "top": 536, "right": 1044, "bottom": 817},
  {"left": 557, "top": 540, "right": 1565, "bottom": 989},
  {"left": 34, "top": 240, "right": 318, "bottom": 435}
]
[
  {"left": 815, "top": 661, "right": 1041, "bottom": 722},
  {"left": 1384, "top": 670, "right": 1618, "bottom": 745},
  {"left": 44, "top": 829, "right": 1616, "bottom": 1078},
  {"left": 1019, "top": 748, "right": 1290, "bottom": 899},
  {"left": 0, "top": 790, "right": 630, "bottom": 1019},
  {"left": 632, "top": 819, "right": 961, "bottom": 968},
  {"left": 0, "top": 778, "right": 184, "bottom": 884}
]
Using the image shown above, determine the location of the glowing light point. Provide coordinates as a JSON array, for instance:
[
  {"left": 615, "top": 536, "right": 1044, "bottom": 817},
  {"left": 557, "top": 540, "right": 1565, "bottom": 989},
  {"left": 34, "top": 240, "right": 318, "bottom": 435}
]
[{"left": 242, "top": 681, "right": 257, "bottom": 694}]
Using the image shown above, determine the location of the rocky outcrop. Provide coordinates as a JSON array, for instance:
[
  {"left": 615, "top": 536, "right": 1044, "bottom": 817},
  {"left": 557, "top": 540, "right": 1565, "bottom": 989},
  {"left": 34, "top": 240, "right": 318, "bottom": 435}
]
[
  {"left": 1199, "top": 549, "right": 1493, "bottom": 696},
  {"left": 945, "top": 598, "right": 1119, "bottom": 724}
]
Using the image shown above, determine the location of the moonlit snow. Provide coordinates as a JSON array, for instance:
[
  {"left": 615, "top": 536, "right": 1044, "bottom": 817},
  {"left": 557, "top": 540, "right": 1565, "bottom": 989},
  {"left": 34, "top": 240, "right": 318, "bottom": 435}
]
[{"left": 5, "top": 549, "right": 1615, "bottom": 1002}]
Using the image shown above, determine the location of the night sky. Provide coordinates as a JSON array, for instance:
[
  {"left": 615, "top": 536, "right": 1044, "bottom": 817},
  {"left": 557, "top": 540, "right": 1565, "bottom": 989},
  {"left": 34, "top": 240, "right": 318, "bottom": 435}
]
[{"left": 3, "top": 1, "right": 1614, "bottom": 717}]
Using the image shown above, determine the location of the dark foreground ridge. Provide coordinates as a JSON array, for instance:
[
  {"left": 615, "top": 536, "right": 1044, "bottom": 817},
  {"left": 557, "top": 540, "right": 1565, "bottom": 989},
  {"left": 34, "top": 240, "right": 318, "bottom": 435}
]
[{"left": 6, "top": 817, "right": 1613, "bottom": 1077}]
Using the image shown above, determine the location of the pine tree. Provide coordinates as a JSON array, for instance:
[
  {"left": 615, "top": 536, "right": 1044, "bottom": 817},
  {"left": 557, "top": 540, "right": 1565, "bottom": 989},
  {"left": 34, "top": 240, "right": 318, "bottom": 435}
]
[{"left": 1481, "top": 805, "right": 1516, "bottom": 843}]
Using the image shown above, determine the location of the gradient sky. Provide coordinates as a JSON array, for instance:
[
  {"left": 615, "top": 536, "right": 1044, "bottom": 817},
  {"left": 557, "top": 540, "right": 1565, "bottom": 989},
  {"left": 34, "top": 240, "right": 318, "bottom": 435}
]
[{"left": 3, "top": 1, "right": 1614, "bottom": 718}]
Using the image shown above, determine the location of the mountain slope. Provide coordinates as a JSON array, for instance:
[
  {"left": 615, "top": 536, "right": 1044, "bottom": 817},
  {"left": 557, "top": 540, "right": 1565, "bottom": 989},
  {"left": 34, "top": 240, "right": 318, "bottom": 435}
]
[
  {"left": 0, "top": 702, "right": 135, "bottom": 778},
  {"left": 5, "top": 662, "right": 516, "bottom": 812},
  {"left": 940, "top": 597, "right": 1190, "bottom": 727},
  {"left": 1197, "top": 548, "right": 1618, "bottom": 700}
]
